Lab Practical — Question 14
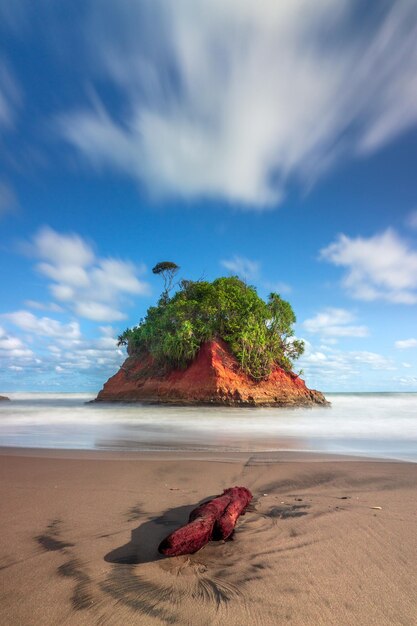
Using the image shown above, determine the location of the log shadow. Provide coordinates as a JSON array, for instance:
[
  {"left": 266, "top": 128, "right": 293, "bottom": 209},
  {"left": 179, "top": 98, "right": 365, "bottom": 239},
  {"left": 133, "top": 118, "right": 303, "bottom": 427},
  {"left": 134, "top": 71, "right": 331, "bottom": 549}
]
[{"left": 105, "top": 496, "right": 217, "bottom": 566}]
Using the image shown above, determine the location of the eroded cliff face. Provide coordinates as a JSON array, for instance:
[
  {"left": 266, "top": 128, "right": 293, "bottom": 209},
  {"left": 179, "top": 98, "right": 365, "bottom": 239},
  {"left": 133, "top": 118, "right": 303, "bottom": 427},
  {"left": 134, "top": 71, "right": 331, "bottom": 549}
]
[{"left": 96, "top": 339, "right": 328, "bottom": 407}]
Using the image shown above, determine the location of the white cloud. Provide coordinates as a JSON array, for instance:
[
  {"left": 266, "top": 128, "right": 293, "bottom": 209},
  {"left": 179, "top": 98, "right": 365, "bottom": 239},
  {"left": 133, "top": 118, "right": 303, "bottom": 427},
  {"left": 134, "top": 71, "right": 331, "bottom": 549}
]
[
  {"left": 304, "top": 350, "right": 327, "bottom": 364},
  {"left": 299, "top": 340, "right": 397, "bottom": 390},
  {"left": 0, "top": 320, "right": 125, "bottom": 383},
  {"left": 394, "top": 376, "right": 417, "bottom": 387},
  {"left": 57, "top": 0, "right": 417, "bottom": 208},
  {"left": 320, "top": 229, "right": 417, "bottom": 304},
  {"left": 0, "top": 327, "right": 24, "bottom": 351},
  {"left": 221, "top": 255, "right": 260, "bottom": 281},
  {"left": 74, "top": 302, "right": 125, "bottom": 323},
  {"left": 395, "top": 338, "right": 417, "bottom": 349},
  {"left": 43, "top": 326, "right": 124, "bottom": 373},
  {"left": 352, "top": 351, "right": 396, "bottom": 371},
  {"left": 3, "top": 311, "right": 81, "bottom": 339},
  {"left": 32, "top": 226, "right": 94, "bottom": 267},
  {"left": 25, "top": 300, "right": 64, "bottom": 313},
  {"left": 0, "top": 325, "right": 33, "bottom": 359},
  {"left": 302, "top": 308, "right": 368, "bottom": 339},
  {"left": 28, "top": 227, "right": 150, "bottom": 322}
]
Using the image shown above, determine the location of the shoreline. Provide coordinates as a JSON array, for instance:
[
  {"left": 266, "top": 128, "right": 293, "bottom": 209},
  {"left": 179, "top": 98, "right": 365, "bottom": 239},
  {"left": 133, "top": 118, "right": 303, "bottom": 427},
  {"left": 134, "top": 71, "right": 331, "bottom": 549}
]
[
  {"left": 1, "top": 449, "right": 416, "bottom": 625},
  {"left": 0, "top": 445, "right": 411, "bottom": 463},
  {"left": 1, "top": 445, "right": 415, "bottom": 464}
]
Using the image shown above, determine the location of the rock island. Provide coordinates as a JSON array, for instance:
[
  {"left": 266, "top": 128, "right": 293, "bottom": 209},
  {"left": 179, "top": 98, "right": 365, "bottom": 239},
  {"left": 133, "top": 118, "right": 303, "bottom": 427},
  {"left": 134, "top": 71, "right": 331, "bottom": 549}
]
[{"left": 96, "top": 266, "right": 328, "bottom": 407}]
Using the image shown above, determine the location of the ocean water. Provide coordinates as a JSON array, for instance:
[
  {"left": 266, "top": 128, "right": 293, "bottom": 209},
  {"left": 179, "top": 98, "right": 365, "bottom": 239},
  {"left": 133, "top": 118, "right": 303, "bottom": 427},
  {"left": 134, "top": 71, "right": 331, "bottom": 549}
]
[{"left": 0, "top": 392, "right": 416, "bottom": 461}]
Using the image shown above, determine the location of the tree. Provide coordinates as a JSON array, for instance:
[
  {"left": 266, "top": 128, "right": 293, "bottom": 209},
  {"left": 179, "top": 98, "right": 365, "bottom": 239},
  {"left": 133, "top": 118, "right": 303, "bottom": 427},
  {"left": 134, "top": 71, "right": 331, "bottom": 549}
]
[
  {"left": 152, "top": 261, "right": 180, "bottom": 301},
  {"left": 267, "top": 292, "right": 304, "bottom": 370}
]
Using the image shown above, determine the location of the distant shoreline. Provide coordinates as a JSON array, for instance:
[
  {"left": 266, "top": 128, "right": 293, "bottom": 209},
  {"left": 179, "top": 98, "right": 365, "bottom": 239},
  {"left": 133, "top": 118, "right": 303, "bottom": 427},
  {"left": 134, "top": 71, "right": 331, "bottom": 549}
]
[
  {"left": 0, "top": 446, "right": 402, "bottom": 463},
  {"left": 2, "top": 390, "right": 417, "bottom": 397}
]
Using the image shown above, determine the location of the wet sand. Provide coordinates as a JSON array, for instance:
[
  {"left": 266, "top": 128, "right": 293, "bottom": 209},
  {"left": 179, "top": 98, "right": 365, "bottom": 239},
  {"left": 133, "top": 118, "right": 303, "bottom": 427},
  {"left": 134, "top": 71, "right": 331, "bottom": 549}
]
[{"left": 0, "top": 449, "right": 416, "bottom": 625}]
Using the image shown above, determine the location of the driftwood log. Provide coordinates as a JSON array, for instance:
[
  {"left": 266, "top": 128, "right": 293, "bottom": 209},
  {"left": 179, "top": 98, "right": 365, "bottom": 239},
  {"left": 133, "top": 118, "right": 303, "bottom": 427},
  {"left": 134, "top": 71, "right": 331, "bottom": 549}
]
[{"left": 158, "top": 486, "right": 252, "bottom": 557}]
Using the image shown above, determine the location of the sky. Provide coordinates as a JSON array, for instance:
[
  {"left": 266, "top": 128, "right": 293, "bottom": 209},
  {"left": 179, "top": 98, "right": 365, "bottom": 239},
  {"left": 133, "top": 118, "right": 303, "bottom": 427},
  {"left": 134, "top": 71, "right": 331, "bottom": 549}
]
[{"left": 1, "top": 0, "right": 417, "bottom": 392}]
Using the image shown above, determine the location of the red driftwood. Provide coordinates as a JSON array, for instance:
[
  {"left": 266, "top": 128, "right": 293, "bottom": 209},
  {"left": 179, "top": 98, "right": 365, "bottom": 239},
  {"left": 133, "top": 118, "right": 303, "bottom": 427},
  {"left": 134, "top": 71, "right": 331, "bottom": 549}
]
[
  {"left": 215, "top": 487, "right": 252, "bottom": 540},
  {"left": 158, "top": 486, "right": 252, "bottom": 557}
]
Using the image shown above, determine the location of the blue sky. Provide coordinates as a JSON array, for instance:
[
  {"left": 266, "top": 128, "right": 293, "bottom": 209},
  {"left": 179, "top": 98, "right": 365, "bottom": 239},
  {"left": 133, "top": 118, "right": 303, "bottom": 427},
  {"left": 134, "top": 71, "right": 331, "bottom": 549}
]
[{"left": 1, "top": 1, "right": 417, "bottom": 392}]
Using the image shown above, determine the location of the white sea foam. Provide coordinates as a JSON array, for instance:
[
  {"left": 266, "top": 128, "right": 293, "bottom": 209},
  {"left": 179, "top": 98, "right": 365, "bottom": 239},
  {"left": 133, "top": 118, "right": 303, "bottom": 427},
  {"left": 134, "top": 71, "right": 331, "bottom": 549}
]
[{"left": 0, "top": 393, "right": 416, "bottom": 460}]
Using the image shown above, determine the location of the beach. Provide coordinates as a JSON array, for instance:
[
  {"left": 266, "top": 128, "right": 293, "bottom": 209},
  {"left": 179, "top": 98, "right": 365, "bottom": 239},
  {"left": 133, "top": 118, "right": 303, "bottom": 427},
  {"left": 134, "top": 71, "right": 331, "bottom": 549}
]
[{"left": 1, "top": 448, "right": 416, "bottom": 625}]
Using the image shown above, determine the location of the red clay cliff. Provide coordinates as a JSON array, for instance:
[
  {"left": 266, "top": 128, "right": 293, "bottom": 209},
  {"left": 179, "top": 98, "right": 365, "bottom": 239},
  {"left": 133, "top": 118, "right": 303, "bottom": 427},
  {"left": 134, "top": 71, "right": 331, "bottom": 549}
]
[{"left": 96, "top": 339, "right": 328, "bottom": 407}]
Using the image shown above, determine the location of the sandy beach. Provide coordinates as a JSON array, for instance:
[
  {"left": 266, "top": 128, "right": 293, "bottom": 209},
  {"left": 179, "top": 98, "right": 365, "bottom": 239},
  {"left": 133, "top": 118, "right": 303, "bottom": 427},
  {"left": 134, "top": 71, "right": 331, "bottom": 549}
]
[{"left": 0, "top": 449, "right": 416, "bottom": 626}]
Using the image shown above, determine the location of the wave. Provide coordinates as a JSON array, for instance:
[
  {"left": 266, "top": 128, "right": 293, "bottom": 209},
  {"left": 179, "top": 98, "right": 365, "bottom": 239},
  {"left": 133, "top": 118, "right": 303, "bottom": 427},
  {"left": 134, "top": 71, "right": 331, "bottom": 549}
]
[{"left": 0, "top": 393, "right": 416, "bottom": 460}]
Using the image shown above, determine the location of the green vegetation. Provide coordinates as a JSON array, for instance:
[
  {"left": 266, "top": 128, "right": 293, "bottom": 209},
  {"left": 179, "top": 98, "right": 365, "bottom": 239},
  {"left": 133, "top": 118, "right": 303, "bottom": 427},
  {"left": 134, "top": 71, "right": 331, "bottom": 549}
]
[{"left": 117, "top": 273, "right": 304, "bottom": 380}]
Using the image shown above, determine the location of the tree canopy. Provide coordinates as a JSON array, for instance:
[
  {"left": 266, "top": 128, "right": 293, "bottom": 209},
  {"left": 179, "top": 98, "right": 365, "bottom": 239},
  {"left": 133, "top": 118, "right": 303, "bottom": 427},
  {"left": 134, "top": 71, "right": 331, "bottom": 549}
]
[
  {"left": 152, "top": 261, "right": 180, "bottom": 300},
  {"left": 117, "top": 275, "right": 304, "bottom": 380}
]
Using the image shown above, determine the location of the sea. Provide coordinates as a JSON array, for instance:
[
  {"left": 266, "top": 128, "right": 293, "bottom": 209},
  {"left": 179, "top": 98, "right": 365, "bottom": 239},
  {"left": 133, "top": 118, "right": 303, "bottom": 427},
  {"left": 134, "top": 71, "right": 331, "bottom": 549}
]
[{"left": 0, "top": 392, "right": 416, "bottom": 461}]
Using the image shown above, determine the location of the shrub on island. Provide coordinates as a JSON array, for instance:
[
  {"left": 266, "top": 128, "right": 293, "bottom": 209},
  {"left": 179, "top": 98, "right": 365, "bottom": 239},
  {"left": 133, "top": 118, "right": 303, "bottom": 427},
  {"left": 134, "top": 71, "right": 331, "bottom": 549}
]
[{"left": 117, "top": 272, "right": 304, "bottom": 381}]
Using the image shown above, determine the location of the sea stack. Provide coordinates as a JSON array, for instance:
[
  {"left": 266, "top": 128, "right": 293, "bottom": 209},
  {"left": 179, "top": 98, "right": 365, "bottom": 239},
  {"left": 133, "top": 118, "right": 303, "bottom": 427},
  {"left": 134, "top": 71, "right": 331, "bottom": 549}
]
[
  {"left": 96, "top": 339, "right": 328, "bottom": 406},
  {"left": 0, "top": 395, "right": 10, "bottom": 401},
  {"left": 97, "top": 273, "right": 328, "bottom": 407}
]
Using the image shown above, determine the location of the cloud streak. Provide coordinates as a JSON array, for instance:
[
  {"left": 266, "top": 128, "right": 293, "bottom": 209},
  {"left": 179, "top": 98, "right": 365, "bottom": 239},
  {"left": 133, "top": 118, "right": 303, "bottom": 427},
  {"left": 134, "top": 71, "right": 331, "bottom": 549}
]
[
  {"left": 302, "top": 308, "right": 368, "bottom": 339},
  {"left": 221, "top": 255, "right": 260, "bottom": 281},
  {"left": 0, "top": 59, "right": 20, "bottom": 131},
  {"left": 0, "top": 180, "right": 18, "bottom": 218},
  {"left": 57, "top": 0, "right": 417, "bottom": 208},
  {"left": 395, "top": 338, "right": 417, "bottom": 349}
]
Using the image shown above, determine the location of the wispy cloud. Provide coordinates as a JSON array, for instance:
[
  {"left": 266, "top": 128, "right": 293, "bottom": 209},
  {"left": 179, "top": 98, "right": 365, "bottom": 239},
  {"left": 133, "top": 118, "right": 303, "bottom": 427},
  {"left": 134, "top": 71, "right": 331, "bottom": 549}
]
[
  {"left": 3, "top": 311, "right": 81, "bottom": 339},
  {"left": 27, "top": 227, "right": 150, "bottom": 322},
  {"left": 220, "top": 256, "right": 292, "bottom": 294},
  {"left": 299, "top": 340, "right": 396, "bottom": 390},
  {"left": 56, "top": 0, "right": 417, "bottom": 208},
  {"left": 24, "top": 300, "right": 63, "bottom": 313},
  {"left": 302, "top": 308, "right": 368, "bottom": 339},
  {"left": 262, "top": 280, "right": 292, "bottom": 295},
  {"left": 0, "top": 59, "right": 21, "bottom": 130},
  {"left": 43, "top": 325, "right": 124, "bottom": 373},
  {"left": 221, "top": 255, "right": 260, "bottom": 281},
  {"left": 395, "top": 376, "right": 417, "bottom": 387},
  {"left": 395, "top": 338, "right": 417, "bottom": 349},
  {"left": 0, "top": 180, "right": 18, "bottom": 218},
  {"left": 0, "top": 320, "right": 125, "bottom": 383},
  {"left": 320, "top": 229, "right": 417, "bottom": 304},
  {"left": 406, "top": 210, "right": 417, "bottom": 230},
  {"left": 0, "top": 325, "right": 33, "bottom": 360}
]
